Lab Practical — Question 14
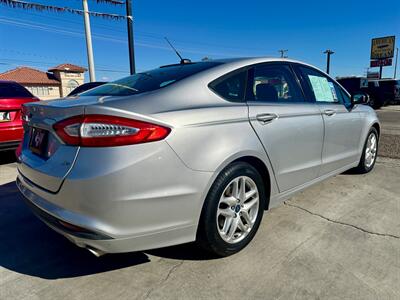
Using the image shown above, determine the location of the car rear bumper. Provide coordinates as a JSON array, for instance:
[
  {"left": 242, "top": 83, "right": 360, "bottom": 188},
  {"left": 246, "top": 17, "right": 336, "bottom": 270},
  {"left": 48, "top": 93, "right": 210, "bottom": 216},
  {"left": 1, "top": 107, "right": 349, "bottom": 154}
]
[
  {"left": 0, "top": 123, "right": 23, "bottom": 147},
  {"left": 0, "top": 140, "right": 20, "bottom": 151},
  {"left": 16, "top": 141, "right": 215, "bottom": 253}
]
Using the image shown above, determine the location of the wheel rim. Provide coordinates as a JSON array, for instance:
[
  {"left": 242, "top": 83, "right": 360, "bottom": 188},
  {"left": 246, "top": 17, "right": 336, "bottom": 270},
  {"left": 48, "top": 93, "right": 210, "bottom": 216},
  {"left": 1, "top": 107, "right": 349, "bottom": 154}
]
[
  {"left": 216, "top": 176, "right": 259, "bottom": 244},
  {"left": 365, "top": 132, "right": 377, "bottom": 168}
]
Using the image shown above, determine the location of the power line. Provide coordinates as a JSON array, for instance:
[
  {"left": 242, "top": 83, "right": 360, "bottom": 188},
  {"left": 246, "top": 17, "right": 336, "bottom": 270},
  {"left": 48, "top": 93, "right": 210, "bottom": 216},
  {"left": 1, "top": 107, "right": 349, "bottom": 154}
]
[
  {"left": 0, "top": 17, "right": 260, "bottom": 57},
  {"left": 0, "top": 0, "right": 128, "bottom": 20},
  {"left": 0, "top": 6, "right": 275, "bottom": 54}
]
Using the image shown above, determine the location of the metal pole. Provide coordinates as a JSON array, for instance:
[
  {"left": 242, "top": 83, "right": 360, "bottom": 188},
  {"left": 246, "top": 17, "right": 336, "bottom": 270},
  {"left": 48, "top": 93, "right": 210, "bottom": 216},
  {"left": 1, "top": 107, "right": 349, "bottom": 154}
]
[
  {"left": 82, "top": 0, "right": 96, "bottom": 81},
  {"left": 126, "top": 0, "right": 136, "bottom": 74},
  {"left": 324, "top": 50, "right": 334, "bottom": 74},
  {"left": 379, "top": 65, "right": 383, "bottom": 79},
  {"left": 394, "top": 47, "right": 398, "bottom": 79}
]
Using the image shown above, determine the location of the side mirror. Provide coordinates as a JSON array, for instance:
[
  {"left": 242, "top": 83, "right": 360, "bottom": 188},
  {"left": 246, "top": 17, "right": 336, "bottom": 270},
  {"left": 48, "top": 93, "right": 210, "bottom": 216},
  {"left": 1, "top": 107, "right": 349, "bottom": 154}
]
[{"left": 351, "top": 93, "right": 369, "bottom": 106}]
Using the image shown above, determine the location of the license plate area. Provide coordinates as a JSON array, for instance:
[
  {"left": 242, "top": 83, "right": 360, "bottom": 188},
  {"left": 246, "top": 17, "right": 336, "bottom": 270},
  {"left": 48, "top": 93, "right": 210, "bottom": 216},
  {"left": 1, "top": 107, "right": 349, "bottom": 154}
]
[
  {"left": 29, "top": 127, "right": 49, "bottom": 157},
  {"left": 0, "top": 111, "right": 11, "bottom": 122}
]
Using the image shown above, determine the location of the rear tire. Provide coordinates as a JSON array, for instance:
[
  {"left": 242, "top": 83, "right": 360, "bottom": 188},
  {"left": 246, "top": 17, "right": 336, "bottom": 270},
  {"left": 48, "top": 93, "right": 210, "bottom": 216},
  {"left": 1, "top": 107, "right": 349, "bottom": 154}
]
[
  {"left": 196, "top": 162, "right": 266, "bottom": 257},
  {"left": 352, "top": 128, "right": 378, "bottom": 174}
]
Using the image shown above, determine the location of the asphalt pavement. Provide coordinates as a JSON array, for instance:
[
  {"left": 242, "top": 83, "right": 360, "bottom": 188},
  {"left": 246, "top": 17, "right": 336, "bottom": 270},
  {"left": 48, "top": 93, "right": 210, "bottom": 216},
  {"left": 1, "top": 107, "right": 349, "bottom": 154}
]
[{"left": 0, "top": 106, "right": 399, "bottom": 300}]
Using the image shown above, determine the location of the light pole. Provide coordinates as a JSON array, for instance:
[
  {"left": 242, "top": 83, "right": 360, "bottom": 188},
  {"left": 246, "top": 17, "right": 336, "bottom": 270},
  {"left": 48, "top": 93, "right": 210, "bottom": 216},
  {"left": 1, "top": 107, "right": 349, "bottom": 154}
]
[
  {"left": 126, "top": 0, "right": 136, "bottom": 74},
  {"left": 324, "top": 49, "right": 334, "bottom": 74},
  {"left": 82, "top": 0, "right": 96, "bottom": 81}
]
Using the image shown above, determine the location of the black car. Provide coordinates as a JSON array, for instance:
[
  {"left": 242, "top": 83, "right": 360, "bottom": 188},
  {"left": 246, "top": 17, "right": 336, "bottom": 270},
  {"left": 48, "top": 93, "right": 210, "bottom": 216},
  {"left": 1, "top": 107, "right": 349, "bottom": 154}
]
[
  {"left": 369, "top": 79, "right": 400, "bottom": 106},
  {"left": 337, "top": 77, "right": 400, "bottom": 109},
  {"left": 67, "top": 82, "right": 107, "bottom": 97}
]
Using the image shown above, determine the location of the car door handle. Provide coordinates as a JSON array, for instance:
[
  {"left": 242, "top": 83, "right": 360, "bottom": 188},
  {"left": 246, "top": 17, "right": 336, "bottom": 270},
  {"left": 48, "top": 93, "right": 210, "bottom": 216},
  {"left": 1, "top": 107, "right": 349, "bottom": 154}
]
[
  {"left": 323, "top": 109, "right": 336, "bottom": 116},
  {"left": 256, "top": 113, "right": 278, "bottom": 124}
]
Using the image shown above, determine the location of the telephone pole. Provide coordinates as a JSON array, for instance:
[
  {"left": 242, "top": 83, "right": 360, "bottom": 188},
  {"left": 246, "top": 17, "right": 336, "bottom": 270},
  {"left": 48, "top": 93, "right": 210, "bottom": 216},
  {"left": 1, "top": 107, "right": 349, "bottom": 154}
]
[
  {"left": 126, "top": 0, "right": 136, "bottom": 74},
  {"left": 324, "top": 49, "right": 334, "bottom": 74},
  {"left": 82, "top": 0, "right": 96, "bottom": 81},
  {"left": 278, "top": 49, "right": 288, "bottom": 58}
]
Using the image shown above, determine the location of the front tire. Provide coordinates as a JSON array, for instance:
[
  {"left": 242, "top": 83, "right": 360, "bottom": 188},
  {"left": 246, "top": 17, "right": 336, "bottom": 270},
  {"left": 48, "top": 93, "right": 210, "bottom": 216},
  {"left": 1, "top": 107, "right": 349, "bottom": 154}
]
[
  {"left": 196, "top": 162, "right": 266, "bottom": 257},
  {"left": 353, "top": 128, "right": 378, "bottom": 174}
]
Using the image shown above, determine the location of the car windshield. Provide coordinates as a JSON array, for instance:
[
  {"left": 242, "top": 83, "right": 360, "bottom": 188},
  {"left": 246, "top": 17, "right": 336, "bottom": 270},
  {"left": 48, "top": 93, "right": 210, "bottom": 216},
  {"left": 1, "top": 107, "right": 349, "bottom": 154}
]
[{"left": 81, "top": 62, "right": 223, "bottom": 97}]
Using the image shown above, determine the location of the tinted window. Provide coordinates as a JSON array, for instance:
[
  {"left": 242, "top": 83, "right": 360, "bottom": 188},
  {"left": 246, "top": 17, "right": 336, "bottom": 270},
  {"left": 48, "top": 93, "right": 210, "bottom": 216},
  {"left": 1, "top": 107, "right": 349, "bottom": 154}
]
[
  {"left": 299, "top": 66, "right": 342, "bottom": 104},
  {"left": 209, "top": 69, "right": 247, "bottom": 102},
  {"left": 248, "top": 64, "right": 304, "bottom": 102},
  {"left": 338, "top": 85, "right": 351, "bottom": 106},
  {"left": 0, "top": 82, "right": 33, "bottom": 98},
  {"left": 68, "top": 82, "right": 106, "bottom": 96},
  {"left": 82, "top": 62, "right": 222, "bottom": 97}
]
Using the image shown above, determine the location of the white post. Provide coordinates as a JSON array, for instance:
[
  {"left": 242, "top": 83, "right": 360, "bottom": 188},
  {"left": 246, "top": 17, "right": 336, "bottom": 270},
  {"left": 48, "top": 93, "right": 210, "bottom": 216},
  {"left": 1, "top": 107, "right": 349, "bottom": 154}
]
[{"left": 82, "top": 0, "right": 96, "bottom": 82}]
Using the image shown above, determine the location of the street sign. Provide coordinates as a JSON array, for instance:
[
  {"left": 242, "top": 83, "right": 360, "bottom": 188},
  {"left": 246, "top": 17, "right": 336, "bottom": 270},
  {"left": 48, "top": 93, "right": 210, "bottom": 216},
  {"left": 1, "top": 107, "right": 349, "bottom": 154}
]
[
  {"left": 370, "top": 58, "right": 393, "bottom": 67},
  {"left": 371, "top": 36, "right": 395, "bottom": 59}
]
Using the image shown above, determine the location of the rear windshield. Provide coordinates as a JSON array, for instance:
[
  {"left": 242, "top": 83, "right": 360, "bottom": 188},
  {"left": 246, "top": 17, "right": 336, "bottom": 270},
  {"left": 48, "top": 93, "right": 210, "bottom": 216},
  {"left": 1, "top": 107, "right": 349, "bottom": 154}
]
[
  {"left": 81, "top": 62, "right": 222, "bottom": 97},
  {"left": 0, "top": 82, "right": 33, "bottom": 98}
]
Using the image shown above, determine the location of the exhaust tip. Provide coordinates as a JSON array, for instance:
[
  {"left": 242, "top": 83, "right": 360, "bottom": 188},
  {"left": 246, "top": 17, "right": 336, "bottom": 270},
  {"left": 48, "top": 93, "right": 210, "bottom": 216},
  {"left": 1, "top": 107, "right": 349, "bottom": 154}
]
[{"left": 86, "top": 246, "right": 106, "bottom": 257}]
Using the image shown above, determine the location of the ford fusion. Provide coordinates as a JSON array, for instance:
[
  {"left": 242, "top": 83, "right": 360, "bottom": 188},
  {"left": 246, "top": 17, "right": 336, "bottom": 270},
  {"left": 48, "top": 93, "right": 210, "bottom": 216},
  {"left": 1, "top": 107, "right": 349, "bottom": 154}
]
[{"left": 17, "top": 58, "right": 380, "bottom": 257}]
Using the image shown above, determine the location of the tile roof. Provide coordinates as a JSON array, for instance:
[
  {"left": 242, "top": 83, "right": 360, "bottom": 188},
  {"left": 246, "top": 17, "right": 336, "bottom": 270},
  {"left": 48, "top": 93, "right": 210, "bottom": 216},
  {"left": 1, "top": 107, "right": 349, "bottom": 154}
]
[
  {"left": 0, "top": 67, "right": 61, "bottom": 85},
  {"left": 48, "top": 63, "right": 87, "bottom": 73}
]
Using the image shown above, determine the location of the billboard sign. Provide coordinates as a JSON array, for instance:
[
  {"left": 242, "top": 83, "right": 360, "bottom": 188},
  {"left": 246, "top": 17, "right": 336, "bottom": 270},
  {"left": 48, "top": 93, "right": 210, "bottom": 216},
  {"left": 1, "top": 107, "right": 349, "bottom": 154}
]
[
  {"left": 370, "top": 58, "right": 393, "bottom": 67},
  {"left": 371, "top": 36, "right": 395, "bottom": 59}
]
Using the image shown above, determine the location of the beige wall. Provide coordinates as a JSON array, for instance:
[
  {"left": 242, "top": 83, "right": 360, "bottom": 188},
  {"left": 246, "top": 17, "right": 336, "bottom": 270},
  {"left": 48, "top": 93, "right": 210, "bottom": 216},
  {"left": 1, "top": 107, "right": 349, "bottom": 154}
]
[
  {"left": 53, "top": 71, "right": 85, "bottom": 97},
  {"left": 25, "top": 85, "right": 61, "bottom": 100}
]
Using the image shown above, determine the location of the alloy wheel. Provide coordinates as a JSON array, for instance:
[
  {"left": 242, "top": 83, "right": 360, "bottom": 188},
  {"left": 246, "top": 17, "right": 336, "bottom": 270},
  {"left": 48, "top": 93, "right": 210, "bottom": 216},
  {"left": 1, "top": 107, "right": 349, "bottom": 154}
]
[
  {"left": 365, "top": 132, "right": 377, "bottom": 168},
  {"left": 216, "top": 176, "right": 259, "bottom": 244}
]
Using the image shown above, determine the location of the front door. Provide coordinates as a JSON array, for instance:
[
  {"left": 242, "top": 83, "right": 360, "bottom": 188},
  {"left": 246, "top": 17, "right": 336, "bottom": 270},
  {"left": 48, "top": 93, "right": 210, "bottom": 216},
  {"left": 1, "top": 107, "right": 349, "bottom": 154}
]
[
  {"left": 247, "top": 63, "right": 324, "bottom": 192},
  {"left": 296, "top": 66, "right": 363, "bottom": 175}
]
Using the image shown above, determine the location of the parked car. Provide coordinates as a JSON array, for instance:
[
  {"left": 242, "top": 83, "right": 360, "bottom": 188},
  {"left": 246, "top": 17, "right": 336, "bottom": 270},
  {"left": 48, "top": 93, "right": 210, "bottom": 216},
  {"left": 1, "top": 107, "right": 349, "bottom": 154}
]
[
  {"left": 16, "top": 58, "right": 379, "bottom": 257},
  {"left": 336, "top": 76, "right": 373, "bottom": 106},
  {"left": 67, "top": 81, "right": 107, "bottom": 97},
  {"left": 368, "top": 79, "right": 400, "bottom": 106},
  {"left": 0, "top": 81, "right": 39, "bottom": 151}
]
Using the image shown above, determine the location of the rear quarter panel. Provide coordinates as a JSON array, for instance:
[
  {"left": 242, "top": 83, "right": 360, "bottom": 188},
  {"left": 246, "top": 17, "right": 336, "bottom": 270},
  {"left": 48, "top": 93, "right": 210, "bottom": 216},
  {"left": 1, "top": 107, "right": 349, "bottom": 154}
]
[{"left": 154, "top": 104, "right": 280, "bottom": 200}]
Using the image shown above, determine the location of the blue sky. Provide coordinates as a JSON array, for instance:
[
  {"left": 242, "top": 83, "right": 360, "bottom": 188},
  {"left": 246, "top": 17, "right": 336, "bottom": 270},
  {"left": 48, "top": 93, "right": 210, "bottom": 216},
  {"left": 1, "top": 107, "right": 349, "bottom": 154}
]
[{"left": 0, "top": 0, "right": 399, "bottom": 81}]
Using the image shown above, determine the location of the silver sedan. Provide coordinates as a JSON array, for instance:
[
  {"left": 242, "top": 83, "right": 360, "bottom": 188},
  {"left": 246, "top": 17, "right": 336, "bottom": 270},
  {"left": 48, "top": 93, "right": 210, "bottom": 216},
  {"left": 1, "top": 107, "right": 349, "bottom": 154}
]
[{"left": 17, "top": 58, "right": 380, "bottom": 257}]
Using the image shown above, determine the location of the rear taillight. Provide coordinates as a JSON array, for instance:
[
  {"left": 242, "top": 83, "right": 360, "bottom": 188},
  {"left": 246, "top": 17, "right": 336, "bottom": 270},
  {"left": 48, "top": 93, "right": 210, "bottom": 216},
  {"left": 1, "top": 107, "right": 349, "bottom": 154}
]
[
  {"left": 21, "top": 105, "right": 28, "bottom": 125},
  {"left": 53, "top": 115, "right": 171, "bottom": 147}
]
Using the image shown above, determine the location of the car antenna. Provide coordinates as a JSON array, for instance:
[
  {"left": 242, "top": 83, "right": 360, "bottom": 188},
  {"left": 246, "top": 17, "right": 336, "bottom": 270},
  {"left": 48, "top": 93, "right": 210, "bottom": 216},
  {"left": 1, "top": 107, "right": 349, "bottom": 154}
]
[{"left": 164, "top": 37, "right": 192, "bottom": 64}]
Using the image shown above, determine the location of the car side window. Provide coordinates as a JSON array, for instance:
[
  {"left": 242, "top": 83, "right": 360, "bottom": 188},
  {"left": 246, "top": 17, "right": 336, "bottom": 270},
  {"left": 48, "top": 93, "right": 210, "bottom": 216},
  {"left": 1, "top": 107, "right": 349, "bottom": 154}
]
[
  {"left": 338, "top": 87, "right": 352, "bottom": 106},
  {"left": 209, "top": 69, "right": 247, "bottom": 102},
  {"left": 299, "top": 66, "right": 343, "bottom": 104},
  {"left": 247, "top": 64, "right": 304, "bottom": 102}
]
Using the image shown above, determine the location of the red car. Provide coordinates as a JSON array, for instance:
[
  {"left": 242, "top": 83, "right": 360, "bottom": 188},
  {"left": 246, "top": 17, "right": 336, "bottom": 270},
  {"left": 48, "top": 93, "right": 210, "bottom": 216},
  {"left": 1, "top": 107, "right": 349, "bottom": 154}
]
[{"left": 0, "top": 81, "right": 39, "bottom": 151}]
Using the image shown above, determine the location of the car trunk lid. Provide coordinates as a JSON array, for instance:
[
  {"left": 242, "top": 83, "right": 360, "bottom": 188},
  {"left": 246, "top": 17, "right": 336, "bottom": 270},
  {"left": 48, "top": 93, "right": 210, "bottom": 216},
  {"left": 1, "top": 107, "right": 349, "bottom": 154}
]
[{"left": 18, "top": 99, "right": 88, "bottom": 193}]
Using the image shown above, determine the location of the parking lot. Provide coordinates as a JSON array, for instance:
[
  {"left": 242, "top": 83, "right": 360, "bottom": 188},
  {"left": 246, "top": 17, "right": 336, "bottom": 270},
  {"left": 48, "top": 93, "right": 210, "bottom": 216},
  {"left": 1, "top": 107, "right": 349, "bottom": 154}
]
[{"left": 0, "top": 107, "right": 399, "bottom": 300}]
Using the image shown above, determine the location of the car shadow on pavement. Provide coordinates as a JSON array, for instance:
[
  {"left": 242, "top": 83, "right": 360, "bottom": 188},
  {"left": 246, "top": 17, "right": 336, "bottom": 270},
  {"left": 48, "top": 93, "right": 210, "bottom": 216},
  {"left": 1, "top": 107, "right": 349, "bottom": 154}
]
[
  {"left": 0, "top": 181, "right": 217, "bottom": 280},
  {"left": 0, "top": 150, "right": 17, "bottom": 165},
  {"left": 0, "top": 181, "right": 150, "bottom": 280}
]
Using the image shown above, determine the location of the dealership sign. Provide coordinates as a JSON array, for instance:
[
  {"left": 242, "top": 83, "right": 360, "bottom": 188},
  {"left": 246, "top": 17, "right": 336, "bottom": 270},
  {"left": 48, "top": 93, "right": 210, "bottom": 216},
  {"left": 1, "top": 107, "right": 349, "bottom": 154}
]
[
  {"left": 370, "top": 58, "right": 393, "bottom": 67},
  {"left": 370, "top": 36, "right": 395, "bottom": 60}
]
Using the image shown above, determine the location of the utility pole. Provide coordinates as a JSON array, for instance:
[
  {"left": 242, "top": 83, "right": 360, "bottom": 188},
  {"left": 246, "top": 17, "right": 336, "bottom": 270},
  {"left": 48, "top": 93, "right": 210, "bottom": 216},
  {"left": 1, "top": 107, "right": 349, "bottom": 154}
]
[
  {"left": 394, "top": 47, "right": 398, "bottom": 79},
  {"left": 324, "top": 49, "right": 334, "bottom": 74},
  {"left": 126, "top": 0, "right": 136, "bottom": 74},
  {"left": 278, "top": 49, "right": 288, "bottom": 58},
  {"left": 82, "top": 0, "right": 96, "bottom": 82}
]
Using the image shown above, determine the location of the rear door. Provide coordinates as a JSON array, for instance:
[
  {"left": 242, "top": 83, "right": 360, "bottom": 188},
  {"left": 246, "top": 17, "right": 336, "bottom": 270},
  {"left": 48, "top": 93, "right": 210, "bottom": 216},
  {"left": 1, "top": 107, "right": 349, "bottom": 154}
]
[
  {"left": 295, "top": 65, "right": 363, "bottom": 175},
  {"left": 247, "top": 63, "right": 324, "bottom": 192}
]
